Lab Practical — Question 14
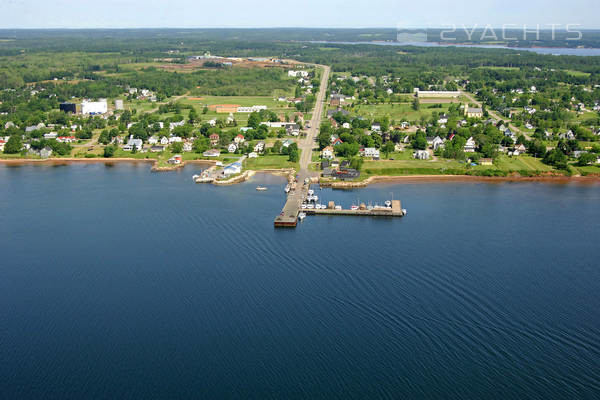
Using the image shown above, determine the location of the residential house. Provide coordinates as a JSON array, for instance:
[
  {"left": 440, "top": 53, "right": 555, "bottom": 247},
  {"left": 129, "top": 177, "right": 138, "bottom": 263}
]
[
  {"left": 362, "top": 147, "right": 380, "bottom": 158},
  {"left": 321, "top": 146, "right": 334, "bottom": 160},
  {"left": 437, "top": 114, "right": 449, "bottom": 125},
  {"left": 342, "top": 122, "right": 351, "bottom": 129},
  {"left": 465, "top": 107, "right": 483, "bottom": 118},
  {"left": 234, "top": 134, "right": 245, "bottom": 144},
  {"left": 228, "top": 143, "right": 238, "bottom": 153},
  {"left": 413, "top": 150, "right": 430, "bottom": 160},
  {"left": 209, "top": 134, "right": 220, "bottom": 147},
  {"left": 0, "top": 140, "right": 5, "bottom": 152},
  {"left": 169, "top": 121, "right": 185, "bottom": 131},
  {"left": 57, "top": 136, "right": 76, "bottom": 143},
  {"left": 464, "top": 137, "right": 477, "bottom": 153},
  {"left": 332, "top": 137, "right": 344, "bottom": 146},
  {"left": 431, "top": 136, "right": 445, "bottom": 151},
  {"left": 371, "top": 123, "right": 381, "bottom": 132},
  {"left": 254, "top": 141, "right": 265, "bottom": 153},
  {"left": 39, "top": 146, "right": 53, "bottom": 158},
  {"left": 286, "top": 124, "right": 300, "bottom": 136},
  {"left": 169, "top": 136, "right": 182, "bottom": 143},
  {"left": 160, "top": 136, "right": 169, "bottom": 145},
  {"left": 248, "top": 152, "right": 258, "bottom": 158},
  {"left": 43, "top": 132, "right": 58, "bottom": 139},
  {"left": 183, "top": 142, "right": 193, "bottom": 152},
  {"left": 123, "top": 135, "right": 143, "bottom": 151},
  {"left": 148, "top": 136, "right": 159, "bottom": 145}
]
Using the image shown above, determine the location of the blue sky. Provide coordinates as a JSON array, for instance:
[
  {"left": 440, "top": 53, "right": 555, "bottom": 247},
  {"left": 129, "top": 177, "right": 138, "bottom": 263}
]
[{"left": 1, "top": 0, "right": 598, "bottom": 29}]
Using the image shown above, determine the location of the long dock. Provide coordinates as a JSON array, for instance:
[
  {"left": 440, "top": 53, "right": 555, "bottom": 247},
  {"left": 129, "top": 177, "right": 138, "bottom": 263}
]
[{"left": 306, "top": 200, "right": 404, "bottom": 217}]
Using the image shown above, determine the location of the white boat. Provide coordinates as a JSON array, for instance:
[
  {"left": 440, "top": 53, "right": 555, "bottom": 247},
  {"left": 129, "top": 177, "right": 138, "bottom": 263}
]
[
  {"left": 284, "top": 185, "right": 290, "bottom": 193},
  {"left": 301, "top": 204, "right": 307, "bottom": 209},
  {"left": 298, "top": 212, "right": 306, "bottom": 221},
  {"left": 308, "top": 189, "right": 314, "bottom": 196},
  {"left": 306, "top": 204, "right": 315, "bottom": 210},
  {"left": 335, "top": 205, "right": 342, "bottom": 210},
  {"left": 385, "top": 200, "right": 392, "bottom": 207},
  {"left": 351, "top": 205, "right": 359, "bottom": 210},
  {"left": 256, "top": 186, "right": 267, "bottom": 191},
  {"left": 402, "top": 209, "right": 407, "bottom": 215},
  {"left": 192, "top": 174, "right": 200, "bottom": 180},
  {"left": 367, "top": 205, "right": 374, "bottom": 211}
]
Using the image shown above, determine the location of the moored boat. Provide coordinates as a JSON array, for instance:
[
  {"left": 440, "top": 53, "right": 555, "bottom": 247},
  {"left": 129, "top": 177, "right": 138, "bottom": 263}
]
[{"left": 256, "top": 186, "right": 267, "bottom": 191}]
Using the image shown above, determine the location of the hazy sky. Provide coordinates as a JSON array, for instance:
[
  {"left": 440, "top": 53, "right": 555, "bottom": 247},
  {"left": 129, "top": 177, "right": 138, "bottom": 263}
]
[{"left": 1, "top": 0, "right": 598, "bottom": 29}]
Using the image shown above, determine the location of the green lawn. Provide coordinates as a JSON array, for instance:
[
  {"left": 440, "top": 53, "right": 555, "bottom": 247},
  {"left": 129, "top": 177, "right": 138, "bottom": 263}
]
[
  {"left": 352, "top": 102, "right": 453, "bottom": 123},
  {"left": 244, "top": 155, "right": 298, "bottom": 170}
]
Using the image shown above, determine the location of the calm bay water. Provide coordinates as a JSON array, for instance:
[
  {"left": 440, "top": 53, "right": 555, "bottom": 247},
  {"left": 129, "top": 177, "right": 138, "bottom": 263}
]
[{"left": 1, "top": 163, "right": 600, "bottom": 399}]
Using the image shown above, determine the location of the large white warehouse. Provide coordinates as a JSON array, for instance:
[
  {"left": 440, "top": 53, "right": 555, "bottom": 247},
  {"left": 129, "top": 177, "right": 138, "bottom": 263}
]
[{"left": 81, "top": 99, "right": 108, "bottom": 115}]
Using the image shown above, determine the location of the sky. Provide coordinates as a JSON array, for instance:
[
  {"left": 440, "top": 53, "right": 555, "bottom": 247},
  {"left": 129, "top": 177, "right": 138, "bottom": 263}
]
[{"left": 0, "top": 0, "right": 598, "bottom": 29}]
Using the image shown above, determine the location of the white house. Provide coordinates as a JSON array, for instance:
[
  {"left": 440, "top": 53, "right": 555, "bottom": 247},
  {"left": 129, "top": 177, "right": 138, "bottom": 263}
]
[
  {"left": 362, "top": 147, "right": 380, "bottom": 158},
  {"left": 228, "top": 143, "right": 238, "bottom": 153},
  {"left": 248, "top": 152, "right": 258, "bottom": 158},
  {"left": 413, "top": 150, "right": 430, "bottom": 160},
  {"left": 169, "top": 121, "right": 185, "bottom": 131},
  {"left": 148, "top": 136, "right": 158, "bottom": 145},
  {"left": 254, "top": 141, "right": 265, "bottom": 153},
  {"left": 169, "top": 136, "right": 183, "bottom": 143},
  {"left": 160, "top": 136, "right": 169, "bottom": 145},
  {"left": 342, "top": 122, "right": 351, "bottom": 129},
  {"left": 123, "top": 135, "right": 143, "bottom": 151},
  {"left": 432, "top": 136, "right": 445, "bottom": 151},
  {"left": 183, "top": 142, "right": 193, "bottom": 152},
  {"left": 321, "top": 146, "right": 334, "bottom": 160},
  {"left": 464, "top": 137, "right": 477, "bottom": 153}
]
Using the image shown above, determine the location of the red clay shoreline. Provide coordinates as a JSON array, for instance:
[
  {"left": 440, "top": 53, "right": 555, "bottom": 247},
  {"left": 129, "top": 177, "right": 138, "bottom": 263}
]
[{"left": 2, "top": 158, "right": 600, "bottom": 185}]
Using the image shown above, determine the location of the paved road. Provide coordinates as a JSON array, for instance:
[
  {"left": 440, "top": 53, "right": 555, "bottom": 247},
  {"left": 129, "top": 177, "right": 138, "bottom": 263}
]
[
  {"left": 298, "top": 65, "right": 330, "bottom": 179},
  {"left": 461, "top": 90, "right": 531, "bottom": 140}
]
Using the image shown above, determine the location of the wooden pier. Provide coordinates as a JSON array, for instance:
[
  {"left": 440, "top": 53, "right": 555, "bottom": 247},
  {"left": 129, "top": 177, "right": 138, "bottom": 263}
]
[
  {"left": 273, "top": 182, "right": 310, "bottom": 228},
  {"left": 306, "top": 200, "right": 404, "bottom": 217}
]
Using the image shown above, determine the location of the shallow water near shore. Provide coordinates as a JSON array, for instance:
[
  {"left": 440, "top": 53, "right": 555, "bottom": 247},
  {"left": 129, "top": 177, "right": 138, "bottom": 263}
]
[{"left": 1, "top": 164, "right": 600, "bottom": 399}]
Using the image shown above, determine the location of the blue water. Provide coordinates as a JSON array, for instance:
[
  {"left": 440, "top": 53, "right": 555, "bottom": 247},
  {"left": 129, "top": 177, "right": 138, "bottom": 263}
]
[
  {"left": 1, "top": 163, "right": 600, "bottom": 399},
  {"left": 311, "top": 41, "right": 600, "bottom": 56}
]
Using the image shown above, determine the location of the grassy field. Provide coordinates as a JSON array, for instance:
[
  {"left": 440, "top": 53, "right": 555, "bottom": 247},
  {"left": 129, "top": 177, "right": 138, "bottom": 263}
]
[
  {"left": 351, "top": 102, "right": 454, "bottom": 123},
  {"left": 356, "top": 154, "right": 556, "bottom": 178},
  {"left": 244, "top": 155, "right": 298, "bottom": 170}
]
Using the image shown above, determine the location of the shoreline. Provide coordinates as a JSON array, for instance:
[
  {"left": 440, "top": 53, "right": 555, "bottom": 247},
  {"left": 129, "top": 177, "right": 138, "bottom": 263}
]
[
  {"left": 321, "top": 174, "right": 600, "bottom": 188},
  {"left": 3, "top": 158, "right": 600, "bottom": 186}
]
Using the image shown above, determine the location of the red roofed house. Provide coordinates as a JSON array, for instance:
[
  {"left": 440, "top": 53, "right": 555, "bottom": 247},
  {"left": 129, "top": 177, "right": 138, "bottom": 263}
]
[{"left": 234, "top": 134, "right": 245, "bottom": 144}]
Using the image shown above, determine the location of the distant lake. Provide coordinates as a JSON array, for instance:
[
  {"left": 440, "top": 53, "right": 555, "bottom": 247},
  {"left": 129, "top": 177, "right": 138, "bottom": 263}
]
[
  {"left": 312, "top": 41, "right": 600, "bottom": 56},
  {"left": 1, "top": 164, "right": 600, "bottom": 399}
]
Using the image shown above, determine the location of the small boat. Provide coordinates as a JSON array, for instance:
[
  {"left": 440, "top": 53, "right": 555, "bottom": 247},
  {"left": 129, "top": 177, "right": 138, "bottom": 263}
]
[
  {"left": 301, "top": 204, "right": 307, "bottom": 209},
  {"left": 284, "top": 185, "right": 290, "bottom": 193},
  {"left": 385, "top": 200, "right": 392, "bottom": 207},
  {"left": 402, "top": 209, "right": 407, "bottom": 215},
  {"left": 256, "top": 186, "right": 267, "bottom": 191},
  {"left": 192, "top": 174, "right": 200, "bottom": 180},
  {"left": 298, "top": 212, "right": 306, "bottom": 221},
  {"left": 306, "top": 204, "right": 315, "bottom": 210},
  {"left": 351, "top": 205, "right": 359, "bottom": 211},
  {"left": 367, "top": 205, "right": 374, "bottom": 211},
  {"left": 308, "top": 189, "right": 314, "bottom": 196}
]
